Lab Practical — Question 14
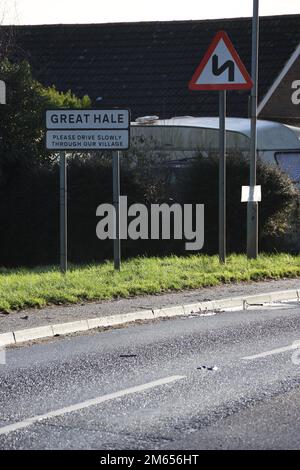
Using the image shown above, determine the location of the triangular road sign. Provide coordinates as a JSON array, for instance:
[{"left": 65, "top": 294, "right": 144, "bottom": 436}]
[{"left": 189, "top": 31, "right": 253, "bottom": 91}]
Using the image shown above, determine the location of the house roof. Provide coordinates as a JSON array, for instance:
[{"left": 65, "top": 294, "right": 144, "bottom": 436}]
[
  {"left": 258, "top": 43, "right": 300, "bottom": 125},
  {"left": 3, "top": 14, "right": 300, "bottom": 120}
]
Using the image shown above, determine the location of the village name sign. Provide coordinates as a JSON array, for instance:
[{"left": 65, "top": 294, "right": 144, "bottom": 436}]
[{"left": 46, "top": 109, "right": 130, "bottom": 150}]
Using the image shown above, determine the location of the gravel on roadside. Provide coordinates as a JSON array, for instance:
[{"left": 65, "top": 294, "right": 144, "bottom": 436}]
[{"left": 0, "top": 277, "right": 299, "bottom": 334}]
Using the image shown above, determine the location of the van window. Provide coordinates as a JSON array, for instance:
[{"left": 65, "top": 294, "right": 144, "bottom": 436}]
[{"left": 275, "top": 152, "right": 300, "bottom": 183}]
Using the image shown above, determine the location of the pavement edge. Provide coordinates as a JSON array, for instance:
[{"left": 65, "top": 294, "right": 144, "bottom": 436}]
[{"left": 1, "top": 289, "right": 299, "bottom": 347}]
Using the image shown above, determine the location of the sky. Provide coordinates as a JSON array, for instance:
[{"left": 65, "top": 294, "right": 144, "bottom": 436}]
[{"left": 1, "top": 0, "right": 300, "bottom": 25}]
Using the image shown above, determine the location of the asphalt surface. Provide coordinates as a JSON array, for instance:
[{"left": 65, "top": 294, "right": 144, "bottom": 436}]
[
  {"left": 0, "top": 301, "right": 300, "bottom": 450},
  {"left": 0, "top": 276, "right": 299, "bottom": 333}
]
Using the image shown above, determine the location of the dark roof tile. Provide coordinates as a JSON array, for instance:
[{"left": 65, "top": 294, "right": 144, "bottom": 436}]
[{"left": 1, "top": 14, "right": 299, "bottom": 119}]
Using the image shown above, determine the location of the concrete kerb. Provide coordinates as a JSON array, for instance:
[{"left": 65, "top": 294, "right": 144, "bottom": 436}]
[
  {"left": 14, "top": 326, "right": 54, "bottom": 343},
  {"left": 0, "top": 332, "right": 15, "bottom": 347},
  {"left": 0, "top": 289, "right": 299, "bottom": 348}
]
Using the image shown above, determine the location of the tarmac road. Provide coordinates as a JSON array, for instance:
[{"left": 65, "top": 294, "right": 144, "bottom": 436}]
[{"left": 0, "top": 301, "right": 300, "bottom": 450}]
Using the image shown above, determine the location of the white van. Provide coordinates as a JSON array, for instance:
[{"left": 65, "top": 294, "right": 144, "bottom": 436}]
[{"left": 131, "top": 116, "right": 300, "bottom": 183}]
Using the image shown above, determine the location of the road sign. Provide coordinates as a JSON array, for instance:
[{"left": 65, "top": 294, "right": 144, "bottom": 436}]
[
  {"left": 0, "top": 80, "right": 6, "bottom": 104},
  {"left": 46, "top": 109, "right": 130, "bottom": 150},
  {"left": 46, "top": 108, "right": 130, "bottom": 273},
  {"left": 189, "top": 31, "right": 253, "bottom": 91},
  {"left": 188, "top": 31, "right": 253, "bottom": 263},
  {"left": 46, "top": 130, "right": 129, "bottom": 150}
]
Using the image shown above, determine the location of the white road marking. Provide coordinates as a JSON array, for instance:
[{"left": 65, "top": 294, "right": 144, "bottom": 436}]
[
  {"left": 0, "top": 375, "right": 186, "bottom": 436},
  {"left": 242, "top": 341, "right": 300, "bottom": 360}
]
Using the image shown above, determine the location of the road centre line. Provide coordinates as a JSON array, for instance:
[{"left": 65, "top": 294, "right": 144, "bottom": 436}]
[
  {"left": 0, "top": 375, "right": 186, "bottom": 436},
  {"left": 242, "top": 340, "right": 300, "bottom": 360}
]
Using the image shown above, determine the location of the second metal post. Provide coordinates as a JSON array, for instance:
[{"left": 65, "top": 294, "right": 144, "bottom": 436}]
[
  {"left": 59, "top": 151, "right": 67, "bottom": 273},
  {"left": 113, "top": 151, "right": 121, "bottom": 270},
  {"left": 219, "top": 90, "right": 226, "bottom": 263},
  {"left": 247, "top": 0, "right": 259, "bottom": 259}
]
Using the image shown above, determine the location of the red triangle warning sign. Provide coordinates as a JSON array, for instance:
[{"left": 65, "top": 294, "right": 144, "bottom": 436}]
[{"left": 189, "top": 31, "right": 253, "bottom": 91}]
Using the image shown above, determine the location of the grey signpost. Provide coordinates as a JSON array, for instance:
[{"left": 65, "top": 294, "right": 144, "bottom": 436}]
[
  {"left": 59, "top": 152, "right": 67, "bottom": 273},
  {"left": 219, "top": 90, "right": 226, "bottom": 263},
  {"left": 247, "top": 0, "right": 259, "bottom": 259},
  {"left": 188, "top": 31, "right": 253, "bottom": 263},
  {"left": 46, "top": 109, "right": 130, "bottom": 273},
  {"left": 113, "top": 151, "right": 121, "bottom": 270}
]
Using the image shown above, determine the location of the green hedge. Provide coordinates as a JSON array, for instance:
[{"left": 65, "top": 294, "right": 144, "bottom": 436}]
[
  {"left": 0, "top": 152, "right": 298, "bottom": 267},
  {"left": 179, "top": 153, "right": 299, "bottom": 254},
  {"left": 1, "top": 59, "right": 297, "bottom": 267}
]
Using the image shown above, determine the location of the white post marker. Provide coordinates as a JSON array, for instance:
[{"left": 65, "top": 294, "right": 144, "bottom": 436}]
[
  {"left": 189, "top": 31, "right": 253, "bottom": 263},
  {"left": 0, "top": 80, "right": 6, "bottom": 105},
  {"left": 241, "top": 185, "right": 261, "bottom": 203}
]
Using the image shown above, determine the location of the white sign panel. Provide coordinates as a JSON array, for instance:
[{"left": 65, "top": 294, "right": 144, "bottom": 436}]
[
  {"left": 189, "top": 31, "right": 253, "bottom": 91},
  {"left": 46, "top": 109, "right": 130, "bottom": 150},
  {"left": 241, "top": 185, "right": 261, "bottom": 202},
  {"left": 46, "top": 130, "right": 129, "bottom": 150},
  {"left": 46, "top": 110, "right": 129, "bottom": 129},
  {"left": 194, "top": 39, "right": 247, "bottom": 86}
]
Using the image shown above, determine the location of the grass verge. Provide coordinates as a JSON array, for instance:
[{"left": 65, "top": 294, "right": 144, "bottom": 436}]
[{"left": 0, "top": 253, "right": 299, "bottom": 313}]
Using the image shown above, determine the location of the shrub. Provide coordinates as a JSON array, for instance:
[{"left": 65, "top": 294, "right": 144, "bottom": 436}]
[
  {"left": 179, "top": 152, "right": 299, "bottom": 254},
  {"left": 0, "top": 150, "right": 298, "bottom": 267},
  {"left": 0, "top": 58, "right": 298, "bottom": 265}
]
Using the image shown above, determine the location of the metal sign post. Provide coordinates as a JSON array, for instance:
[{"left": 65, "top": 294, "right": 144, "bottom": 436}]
[
  {"left": 113, "top": 151, "right": 121, "bottom": 270},
  {"left": 219, "top": 91, "right": 226, "bottom": 263},
  {"left": 59, "top": 152, "right": 67, "bottom": 274},
  {"left": 188, "top": 31, "right": 253, "bottom": 263},
  {"left": 247, "top": 0, "right": 259, "bottom": 259},
  {"left": 46, "top": 109, "right": 130, "bottom": 273}
]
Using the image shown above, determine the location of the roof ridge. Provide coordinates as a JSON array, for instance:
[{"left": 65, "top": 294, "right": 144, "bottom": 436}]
[{"left": 1, "top": 13, "right": 300, "bottom": 29}]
